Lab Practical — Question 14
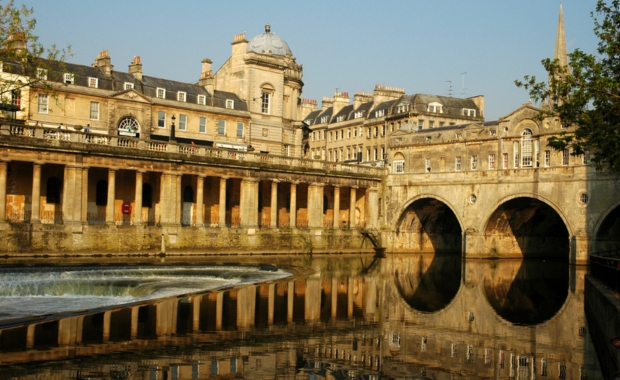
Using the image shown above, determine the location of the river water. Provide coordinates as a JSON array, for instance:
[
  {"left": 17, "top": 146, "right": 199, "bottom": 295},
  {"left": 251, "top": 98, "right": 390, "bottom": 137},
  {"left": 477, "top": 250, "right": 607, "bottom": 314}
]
[{"left": 0, "top": 254, "right": 603, "bottom": 379}]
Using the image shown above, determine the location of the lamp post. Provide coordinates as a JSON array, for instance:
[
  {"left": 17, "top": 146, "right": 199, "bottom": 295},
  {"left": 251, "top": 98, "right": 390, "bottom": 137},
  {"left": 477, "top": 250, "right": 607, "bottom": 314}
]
[{"left": 170, "top": 115, "right": 176, "bottom": 142}]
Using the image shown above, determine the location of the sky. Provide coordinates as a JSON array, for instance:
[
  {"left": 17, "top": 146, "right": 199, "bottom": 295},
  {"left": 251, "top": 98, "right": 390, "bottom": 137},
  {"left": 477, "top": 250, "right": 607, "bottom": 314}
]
[{"left": 20, "top": 0, "right": 599, "bottom": 120}]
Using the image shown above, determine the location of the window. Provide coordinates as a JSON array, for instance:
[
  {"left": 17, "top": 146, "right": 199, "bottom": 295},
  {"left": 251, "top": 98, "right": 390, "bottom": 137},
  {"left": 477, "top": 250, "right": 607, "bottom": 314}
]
[
  {"left": 37, "top": 94, "right": 48, "bottom": 113},
  {"left": 381, "top": 126, "right": 386, "bottom": 136},
  {"left": 354, "top": 128, "right": 357, "bottom": 137},
  {"left": 10, "top": 89, "right": 20, "bottom": 108},
  {"left": 545, "top": 150, "right": 551, "bottom": 167},
  {"left": 63, "top": 73, "right": 74, "bottom": 84},
  {"left": 336, "top": 115, "right": 345, "bottom": 122},
  {"left": 197, "top": 95, "right": 206, "bottom": 105},
  {"left": 583, "top": 150, "right": 591, "bottom": 164},
  {"left": 156, "top": 88, "right": 166, "bottom": 99},
  {"left": 373, "top": 148, "right": 378, "bottom": 161},
  {"left": 471, "top": 155, "right": 478, "bottom": 170},
  {"left": 521, "top": 129, "right": 533, "bottom": 167},
  {"left": 513, "top": 141, "right": 519, "bottom": 168},
  {"left": 425, "top": 158, "right": 431, "bottom": 172},
  {"left": 462, "top": 108, "right": 476, "bottom": 117},
  {"left": 418, "top": 119, "right": 424, "bottom": 129},
  {"left": 348, "top": 128, "right": 351, "bottom": 138},
  {"left": 503, "top": 153, "right": 508, "bottom": 169},
  {"left": 354, "top": 111, "right": 363, "bottom": 119},
  {"left": 124, "top": 82, "right": 134, "bottom": 90},
  {"left": 328, "top": 132, "right": 332, "bottom": 141},
  {"left": 320, "top": 116, "right": 328, "bottom": 124},
  {"left": 89, "top": 101, "right": 100, "bottom": 120},
  {"left": 455, "top": 156, "right": 462, "bottom": 171},
  {"left": 157, "top": 111, "right": 166, "bottom": 128},
  {"left": 284, "top": 144, "right": 290, "bottom": 157},
  {"left": 375, "top": 109, "right": 384, "bottom": 118},
  {"left": 88, "top": 77, "right": 98, "bottom": 88},
  {"left": 218, "top": 120, "right": 225, "bottom": 135},
  {"left": 439, "top": 122, "right": 445, "bottom": 127},
  {"left": 340, "top": 130, "right": 344, "bottom": 139},
  {"left": 429, "top": 121, "right": 435, "bottom": 129},
  {"left": 427, "top": 103, "right": 443, "bottom": 113},
  {"left": 261, "top": 92, "right": 270, "bottom": 114},
  {"left": 179, "top": 114, "right": 187, "bottom": 131},
  {"left": 393, "top": 160, "right": 405, "bottom": 173},
  {"left": 226, "top": 99, "right": 234, "bottom": 109},
  {"left": 488, "top": 154, "right": 496, "bottom": 169},
  {"left": 178, "top": 92, "right": 186, "bottom": 102},
  {"left": 237, "top": 122, "right": 244, "bottom": 137},
  {"left": 36, "top": 68, "right": 47, "bottom": 80},
  {"left": 199, "top": 117, "right": 206, "bottom": 133},
  {"left": 562, "top": 149, "right": 569, "bottom": 166},
  {"left": 373, "top": 127, "right": 378, "bottom": 138}
]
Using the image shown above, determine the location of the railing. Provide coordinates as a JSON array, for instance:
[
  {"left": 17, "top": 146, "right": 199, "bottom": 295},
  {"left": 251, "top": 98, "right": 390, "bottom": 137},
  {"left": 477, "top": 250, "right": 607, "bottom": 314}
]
[
  {"left": 590, "top": 250, "right": 620, "bottom": 296},
  {"left": 1, "top": 123, "right": 385, "bottom": 177}
]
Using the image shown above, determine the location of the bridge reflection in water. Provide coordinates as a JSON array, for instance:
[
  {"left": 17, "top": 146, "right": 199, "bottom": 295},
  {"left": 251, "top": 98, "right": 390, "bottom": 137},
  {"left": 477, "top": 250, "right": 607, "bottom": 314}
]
[{"left": 0, "top": 255, "right": 602, "bottom": 379}]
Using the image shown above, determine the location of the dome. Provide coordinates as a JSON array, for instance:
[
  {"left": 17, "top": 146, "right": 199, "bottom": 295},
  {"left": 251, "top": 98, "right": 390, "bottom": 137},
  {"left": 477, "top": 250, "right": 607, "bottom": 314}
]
[{"left": 247, "top": 24, "right": 292, "bottom": 56}]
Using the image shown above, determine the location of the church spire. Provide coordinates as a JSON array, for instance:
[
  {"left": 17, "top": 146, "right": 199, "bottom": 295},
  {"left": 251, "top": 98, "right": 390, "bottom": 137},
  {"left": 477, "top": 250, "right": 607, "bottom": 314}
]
[{"left": 554, "top": 3, "right": 568, "bottom": 67}]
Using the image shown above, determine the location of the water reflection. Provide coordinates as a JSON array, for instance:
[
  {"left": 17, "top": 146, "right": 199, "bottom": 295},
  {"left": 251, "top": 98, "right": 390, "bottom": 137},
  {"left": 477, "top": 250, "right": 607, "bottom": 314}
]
[
  {"left": 0, "top": 254, "right": 602, "bottom": 379},
  {"left": 483, "top": 259, "right": 569, "bottom": 325},
  {"left": 394, "top": 253, "right": 461, "bottom": 312}
]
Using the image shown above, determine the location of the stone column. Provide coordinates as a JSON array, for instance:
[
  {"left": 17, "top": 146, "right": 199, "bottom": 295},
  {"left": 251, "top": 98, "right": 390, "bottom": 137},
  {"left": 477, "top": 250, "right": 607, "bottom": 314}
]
[
  {"left": 290, "top": 182, "right": 297, "bottom": 228},
  {"left": 333, "top": 186, "right": 340, "bottom": 228},
  {"left": 175, "top": 174, "right": 182, "bottom": 225},
  {"left": 219, "top": 177, "right": 227, "bottom": 227},
  {"left": 215, "top": 292, "right": 223, "bottom": 330},
  {"left": 81, "top": 167, "right": 89, "bottom": 223},
  {"left": 134, "top": 171, "right": 143, "bottom": 226},
  {"left": 130, "top": 306, "right": 139, "bottom": 339},
  {"left": 367, "top": 188, "right": 378, "bottom": 229},
  {"left": 349, "top": 187, "right": 357, "bottom": 228},
  {"left": 308, "top": 183, "right": 325, "bottom": 228},
  {"left": 160, "top": 172, "right": 180, "bottom": 226},
  {"left": 0, "top": 161, "right": 6, "bottom": 222},
  {"left": 102, "top": 311, "right": 111, "bottom": 343},
  {"left": 105, "top": 169, "right": 116, "bottom": 224},
  {"left": 31, "top": 163, "right": 42, "bottom": 223},
  {"left": 240, "top": 178, "right": 259, "bottom": 228},
  {"left": 287, "top": 281, "right": 295, "bottom": 323},
  {"left": 62, "top": 165, "right": 76, "bottom": 222},
  {"left": 268, "top": 283, "right": 275, "bottom": 325},
  {"left": 270, "top": 180, "right": 278, "bottom": 228},
  {"left": 195, "top": 175, "right": 205, "bottom": 227},
  {"left": 331, "top": 277, "right": 338, "bottom": 319}
]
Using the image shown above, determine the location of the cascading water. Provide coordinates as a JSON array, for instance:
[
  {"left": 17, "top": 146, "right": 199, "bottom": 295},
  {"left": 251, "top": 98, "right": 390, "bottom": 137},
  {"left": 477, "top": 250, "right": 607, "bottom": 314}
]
[{"left": 0, "top": 266, "right": 291, "bottom": 322}]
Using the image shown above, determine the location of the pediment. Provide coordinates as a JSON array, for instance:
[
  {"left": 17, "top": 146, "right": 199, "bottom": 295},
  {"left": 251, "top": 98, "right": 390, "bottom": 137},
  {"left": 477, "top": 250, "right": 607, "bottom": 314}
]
[
  {"left": 463, "top": 123, "right": 484, "bottom": 133},
  {"left": 111, "top": 89, "right": 151, "bottom": 103}
]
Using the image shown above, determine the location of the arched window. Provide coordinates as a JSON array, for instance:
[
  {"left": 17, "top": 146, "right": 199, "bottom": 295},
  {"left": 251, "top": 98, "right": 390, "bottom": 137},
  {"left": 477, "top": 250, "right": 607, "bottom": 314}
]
[
  {"left": 46, "top": 177, "right": 61, "bottom": 204},
  {"left": 260, "top": 84, "right": 274, "bottom": 115},
  {"left": 183, "top": 186, "right": 194, "bottom": 202},
  {"left": 521, "top": 129, "right": 533, "bottom": 167},
  {"left": 117, "top": 116, "right": 140, "bottom": 137},
  {"left": 142, "top": 184, "right": 152, "bottom": 208},
  {"left": 96, "top": 180, "right": 108, "bottom": 206},
  {"left": 393, "top": 152, "right": 405, "bottom": 174}
]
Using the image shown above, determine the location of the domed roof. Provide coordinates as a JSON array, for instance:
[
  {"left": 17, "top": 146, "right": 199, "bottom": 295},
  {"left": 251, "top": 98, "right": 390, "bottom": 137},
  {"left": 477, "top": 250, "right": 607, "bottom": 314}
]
[{"left": 247, "top": 24, "right": 292, "bottom": 56}]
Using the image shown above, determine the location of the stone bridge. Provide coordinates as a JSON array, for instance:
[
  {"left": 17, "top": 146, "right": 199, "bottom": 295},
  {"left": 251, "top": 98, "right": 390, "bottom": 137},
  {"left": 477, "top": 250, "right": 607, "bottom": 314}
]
[{"left": 384, "top": 165, "right": 620, "bottom": 264}]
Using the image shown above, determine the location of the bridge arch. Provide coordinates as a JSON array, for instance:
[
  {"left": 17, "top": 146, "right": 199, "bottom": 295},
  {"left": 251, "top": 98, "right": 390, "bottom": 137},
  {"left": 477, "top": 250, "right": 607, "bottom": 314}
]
[
  {"left": 480, "top": 193, "right": 572, "bottom": 259},
  {"left": 392, "top": 195, "right": 463, "bottom": 253},
  {"left": 593, "top": 199, "right": 620, "bottom": 252}
]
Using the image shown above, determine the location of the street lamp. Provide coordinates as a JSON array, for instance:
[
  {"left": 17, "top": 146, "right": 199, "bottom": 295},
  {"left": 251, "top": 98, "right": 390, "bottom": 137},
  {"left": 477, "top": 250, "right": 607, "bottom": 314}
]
[{"left": 170, "top": 115, "right": 176, "bottom": 141}]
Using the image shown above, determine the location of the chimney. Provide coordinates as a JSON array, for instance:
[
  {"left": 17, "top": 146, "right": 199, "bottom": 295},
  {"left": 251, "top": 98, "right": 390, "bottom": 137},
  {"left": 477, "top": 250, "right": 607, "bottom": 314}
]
[
  {"left": 300, "top": 99, "right": 318, "bottom": 120},
  {"left": 198, "top": 58, "right": 214, "bottom": 93},
  {"left": 128, "top": 56, "right": 142, "bottom": 81},
  {"left": 353, "top": 92, "right": 373, "bottom": 109},
  {"left": 469, "top": 95, "right": 484, "bottom": 118},
  {"left": 93, "top": 50, "right": 113, "bottom": 76},
  {"left": 373, "top": 84, "right": 405, "bottom": 104},
  {"left": 332, "top": 91, "right": 350, "bottom": 116},
  {"left": 321, "top": 96, "right": 334, "bottom": 111}
]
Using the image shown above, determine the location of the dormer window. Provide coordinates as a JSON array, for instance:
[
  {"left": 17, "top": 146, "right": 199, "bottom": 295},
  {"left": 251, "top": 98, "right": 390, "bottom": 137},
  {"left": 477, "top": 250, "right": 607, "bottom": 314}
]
[
  {"left": 336, "top": 115, "right": 345, "bottom": 122},
  {"left": 225, "top": 99, "right": 234, "bottom": 109},
  {"left": 36, "top": 68, "right": 47, "bottom": 80},
  {"left": 156, "top": 88, "right": 166, "bottom": 99},
  {"left": 88, "top": 77, "right": 98, "bottom": 88},
  {"left": 124, "top": 82, "right": 134, "bottom": 90},
  {"left": 396, "top": 104, "right": 409, "bottom": 113},
  {"left": 427, "top": 102, "right": 443, "bottom": 113},
  {"left": 375, "top": 109, "right": 385, "bottom": 118},
  {"left": 320, "top": 116, "right": 328, "bottom": 124},
  {"left": 197, "top": 95, "right": 206, "bottom": 105},
  {"left": 63, "top": 73, "right": 74, "bottom": 84},
  {"left": 462, "top": 108, "right": 476, "bottom": 117},
  {"left": 178, "top": 92, "right": 186, "bottom": 102},
  {"left": 354, "top": 111, "right": 363, "bottom": 119}
]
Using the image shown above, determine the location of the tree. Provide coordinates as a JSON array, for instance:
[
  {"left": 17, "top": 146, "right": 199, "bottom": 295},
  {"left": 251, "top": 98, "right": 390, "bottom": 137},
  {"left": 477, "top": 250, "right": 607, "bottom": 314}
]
[
  {"left": 0, "top": 0, "right": 71, "bottom": 116},
  {"left": 516, "top": 0, "right": 620, "bottom": 173}
]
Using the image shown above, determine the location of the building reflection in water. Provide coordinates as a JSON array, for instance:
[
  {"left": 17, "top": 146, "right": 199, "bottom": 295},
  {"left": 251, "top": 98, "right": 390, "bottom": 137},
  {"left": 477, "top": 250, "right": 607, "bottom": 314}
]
[{"left": 0, "top": 254, "right": 603, "bottom": 379}]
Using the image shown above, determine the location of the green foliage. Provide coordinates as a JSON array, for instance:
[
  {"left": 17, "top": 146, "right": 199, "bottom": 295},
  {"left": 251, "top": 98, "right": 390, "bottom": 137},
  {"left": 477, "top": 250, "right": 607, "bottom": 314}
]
[
  {"left": 0, "top": 0, "right": 72, "bottom": 106},
  {"left": 515, "top": 0, "right": 620, "bottom": 172}
]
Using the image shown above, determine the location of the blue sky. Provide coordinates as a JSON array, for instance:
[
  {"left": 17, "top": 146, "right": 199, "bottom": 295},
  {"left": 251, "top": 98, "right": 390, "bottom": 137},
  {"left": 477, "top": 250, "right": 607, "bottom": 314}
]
[{"left": 23, "top": 0, "right": 598, "bottom": 120}]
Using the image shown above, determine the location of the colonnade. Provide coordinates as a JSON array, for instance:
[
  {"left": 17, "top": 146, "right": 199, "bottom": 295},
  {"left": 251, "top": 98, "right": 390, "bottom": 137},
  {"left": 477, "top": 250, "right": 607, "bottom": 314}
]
[{"left": 0, "top": 160, "right": 379, "bottom": 229}]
